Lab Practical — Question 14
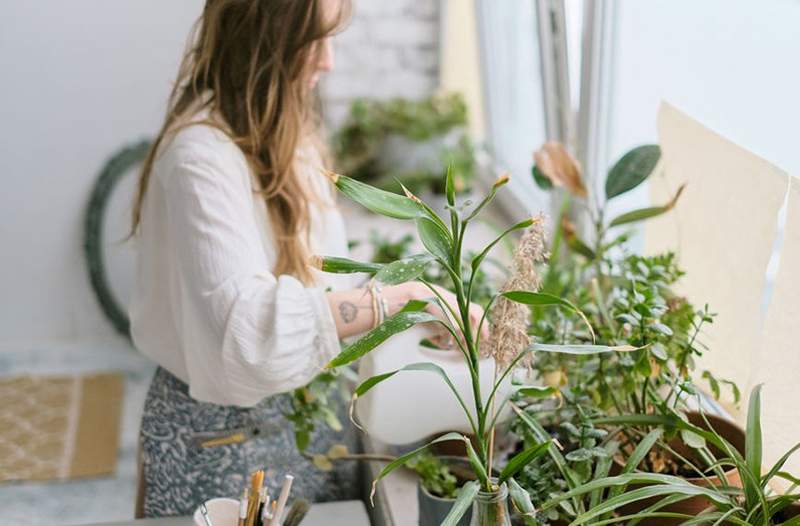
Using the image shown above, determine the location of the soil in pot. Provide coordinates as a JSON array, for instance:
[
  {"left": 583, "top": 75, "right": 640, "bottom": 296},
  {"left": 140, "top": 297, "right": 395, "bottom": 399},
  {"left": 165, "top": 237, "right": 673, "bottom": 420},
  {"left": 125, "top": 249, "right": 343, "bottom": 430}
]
[{"left": 613, "top": 412, "right": 746, "bottom": 526}]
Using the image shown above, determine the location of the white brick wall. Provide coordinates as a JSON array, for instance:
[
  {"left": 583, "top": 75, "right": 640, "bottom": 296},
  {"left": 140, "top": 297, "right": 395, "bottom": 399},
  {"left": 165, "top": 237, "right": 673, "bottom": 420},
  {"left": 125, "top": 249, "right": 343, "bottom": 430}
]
[{"left": 321, "top": 0, "right": 441, "bottom": 128}]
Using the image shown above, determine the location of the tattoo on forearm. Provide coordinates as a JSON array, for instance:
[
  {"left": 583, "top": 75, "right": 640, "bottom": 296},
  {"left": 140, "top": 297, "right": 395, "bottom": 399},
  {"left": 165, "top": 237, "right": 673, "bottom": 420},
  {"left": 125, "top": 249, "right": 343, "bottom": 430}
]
[{"left": 339, "top": 301, "right": 358, "bottom": 323}]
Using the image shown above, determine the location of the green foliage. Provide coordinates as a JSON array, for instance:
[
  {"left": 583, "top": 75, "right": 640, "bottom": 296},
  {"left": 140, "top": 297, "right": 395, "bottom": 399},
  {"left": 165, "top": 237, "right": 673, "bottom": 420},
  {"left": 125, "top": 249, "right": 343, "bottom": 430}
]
[
  {"left": 605, "top": 144, "right": 662, "bottom": 200},
  {"left": 333, "top": 93, "right": 477, "bottom": 195},
  {"left": 406, "top": 452, "right": 460, "bottom": 499},
  {"left": 284, "top": 371, "right": 346, "bottom": 453}
]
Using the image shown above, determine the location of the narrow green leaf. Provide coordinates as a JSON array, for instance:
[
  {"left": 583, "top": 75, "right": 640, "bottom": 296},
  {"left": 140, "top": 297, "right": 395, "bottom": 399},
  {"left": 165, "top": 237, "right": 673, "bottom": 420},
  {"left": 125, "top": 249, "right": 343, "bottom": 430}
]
[
  {"left": 441, "top": 481, "right": 480, "bottom": 526},
  {"left": 623, "top": 429, "right": 663, "bottom": 474},
  {"left": 416, "top": 216, "right": 452, "bottom": 263},
  {"left": 330, "top": 172, "right": 425, "bottom": 219},
  {"left": 499, "top": 441, "right": 551, "bottom": 484},
  {"left": 605, "top": 144, "right": 661, "bottom": 199},
  {"left": 465, "top": 174, "right": 509, "bottom": 222},
  {"left": 608, "top": 184, "right": 685, "bottom": 227},
  {"left": 317, "top": 255, "right": 383, "bottom": 274},
  {"left": 566, "top": 234, "right": 596, "bottom": 260},
  {"left": 327, "top": 310, "right": 437, "bottom": 368},
  {"left": 532, "top": 343, "right": 639, "bottom": 355},
  {"left": 745, "top": 384, "right": 764, "bottom": 511},
  {"left": 374, "top": 254, "right": 433, "bottom": 285},
  {"left": 516, "top": 385, "right": 559, "bottom": 399},
  {"left": 569, "top": 484, "right": 726, "bottom": 525},
  {"left": 761, "top": 441, "right": 800, "bottom": 488},
  {"left": 400, "top": 299, "right": 430, "bottom": 313},
  {"left": 445, "top": 164, "right": 456, "bottom": 206},
  {"left": 369, "top": 432, "right": 465, "bottom": 504},
  {"left": 464, "top": 438, "right": 489, "bottom": 487},
  {"left": 508, "top": 478, "right": 538, "bottom": 525},
  {"left": 589, "top": 442, "right": 618, "bottom": 511},
  {"left": 471, "top": 218, "right": 534, "bottom": 276},
  {"left": 502, "top": 291, "right": 596, "bottom": 342}
]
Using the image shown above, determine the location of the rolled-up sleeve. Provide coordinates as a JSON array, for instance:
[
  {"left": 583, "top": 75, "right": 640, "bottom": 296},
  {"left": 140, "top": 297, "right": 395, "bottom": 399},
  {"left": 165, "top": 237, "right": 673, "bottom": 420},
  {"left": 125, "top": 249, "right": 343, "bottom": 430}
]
[{"left": 160, "top": 144, "right": 340, "bottom": 407}]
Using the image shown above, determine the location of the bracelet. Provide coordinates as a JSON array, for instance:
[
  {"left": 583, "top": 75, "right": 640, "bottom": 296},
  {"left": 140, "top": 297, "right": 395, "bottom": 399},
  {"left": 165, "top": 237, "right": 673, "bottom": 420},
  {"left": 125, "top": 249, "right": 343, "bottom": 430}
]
[{"left": 367, "top": 280, "right": 384, "bottom": 329}]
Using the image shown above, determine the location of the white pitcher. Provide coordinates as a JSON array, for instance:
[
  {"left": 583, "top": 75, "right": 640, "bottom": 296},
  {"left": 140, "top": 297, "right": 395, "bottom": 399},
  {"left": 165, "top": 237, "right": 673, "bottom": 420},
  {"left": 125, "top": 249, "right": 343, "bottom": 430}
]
[{"left": 355, "top": 325, "right": 512, "bottom": 445}]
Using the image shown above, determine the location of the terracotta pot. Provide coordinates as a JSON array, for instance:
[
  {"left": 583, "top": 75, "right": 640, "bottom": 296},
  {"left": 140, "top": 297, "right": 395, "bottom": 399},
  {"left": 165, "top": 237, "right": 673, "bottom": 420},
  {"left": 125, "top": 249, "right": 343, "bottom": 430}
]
[{"left": 615, "top": 412, "right": 745, "bottom": 526}]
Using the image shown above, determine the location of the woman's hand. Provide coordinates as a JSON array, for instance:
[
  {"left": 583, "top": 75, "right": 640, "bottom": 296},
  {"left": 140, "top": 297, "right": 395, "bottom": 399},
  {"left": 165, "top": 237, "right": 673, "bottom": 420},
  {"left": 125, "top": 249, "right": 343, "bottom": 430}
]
[
  {"left": 327, "top": 281, "right": 489, "bottom": 348},
  {"left": 393, "top": 282, "right": 489, "bottom": 350}
]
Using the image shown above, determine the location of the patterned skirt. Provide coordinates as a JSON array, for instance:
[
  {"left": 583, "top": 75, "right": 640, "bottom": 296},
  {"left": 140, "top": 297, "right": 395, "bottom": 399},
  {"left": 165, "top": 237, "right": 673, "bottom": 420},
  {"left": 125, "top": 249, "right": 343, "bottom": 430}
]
[{"left": 139, "top": 367, "right": 361, "bottom": 518}]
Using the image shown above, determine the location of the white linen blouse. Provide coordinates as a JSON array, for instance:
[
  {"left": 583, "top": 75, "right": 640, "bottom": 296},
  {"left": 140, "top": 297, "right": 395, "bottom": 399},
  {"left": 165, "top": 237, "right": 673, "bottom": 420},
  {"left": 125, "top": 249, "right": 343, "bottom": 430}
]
[{"left": 129, "top": 111, "right": 352, "bottom": 407}]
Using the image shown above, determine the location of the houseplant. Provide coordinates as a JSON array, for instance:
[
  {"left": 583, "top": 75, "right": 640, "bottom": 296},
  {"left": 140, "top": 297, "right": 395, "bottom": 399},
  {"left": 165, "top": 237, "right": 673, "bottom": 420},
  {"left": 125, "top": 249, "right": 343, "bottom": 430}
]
[
  {"left": 502, "top": 142, "right": 743, "bottom": 523},
  {"left": 333, "top": 92, "right": 477, "bottom": 198},
  {"left": 314, "top": 167, "right": 637, "bottom": 525},
  {"left": 555, "top": 385, "right": 800, "bottom": 525}
]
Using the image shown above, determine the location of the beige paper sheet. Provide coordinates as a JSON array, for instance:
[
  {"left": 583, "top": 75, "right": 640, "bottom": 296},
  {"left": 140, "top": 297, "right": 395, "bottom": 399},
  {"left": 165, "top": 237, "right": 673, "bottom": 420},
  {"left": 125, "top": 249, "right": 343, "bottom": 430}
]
[
  {"left": 646, "top": 102, "right": 789, "bottom": 413},
  {"left": 750, "top": 176, "right": 800, "bottom": 478}
]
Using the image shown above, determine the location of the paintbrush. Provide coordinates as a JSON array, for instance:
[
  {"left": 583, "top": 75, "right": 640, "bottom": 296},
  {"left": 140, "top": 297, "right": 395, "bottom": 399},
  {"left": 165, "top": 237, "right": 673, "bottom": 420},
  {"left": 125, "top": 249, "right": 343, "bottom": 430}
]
[
  {"left": 246, "top": 470, "right": 264, "bottom": 526},
  {"left": 281, "top": 499, "right": 310, "bottom": 526}
]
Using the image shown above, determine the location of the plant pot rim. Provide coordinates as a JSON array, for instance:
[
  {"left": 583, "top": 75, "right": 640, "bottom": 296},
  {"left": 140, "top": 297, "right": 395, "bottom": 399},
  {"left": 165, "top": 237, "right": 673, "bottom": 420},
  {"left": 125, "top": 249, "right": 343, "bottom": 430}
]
[
  {"left": 417, "top": 455, "right": 473, "bottom": 503},
  {"left": 611, "top": 410, "right": 745, "bottom": 485},
  {"left": 418, "top": 483, "right": 458, "bottom": 503}
]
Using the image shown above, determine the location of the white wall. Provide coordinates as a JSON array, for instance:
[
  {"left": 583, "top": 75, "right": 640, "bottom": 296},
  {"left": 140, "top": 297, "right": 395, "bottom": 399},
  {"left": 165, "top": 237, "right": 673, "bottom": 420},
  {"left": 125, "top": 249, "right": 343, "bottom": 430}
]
[
  {"left": 600, "top": 0, "right": 800, "bottom": 224},
  {"left": 0, "top": 0, "right": 441, "bottom": 348},
  {"left": 0, "top": 1, "right": 204, "bottom": 346}
]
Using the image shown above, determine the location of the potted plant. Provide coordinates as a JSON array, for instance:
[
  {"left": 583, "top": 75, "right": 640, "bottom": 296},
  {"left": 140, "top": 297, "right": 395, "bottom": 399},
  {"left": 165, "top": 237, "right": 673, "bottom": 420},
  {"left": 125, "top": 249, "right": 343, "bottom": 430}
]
[
  {"left": 333, "top": 93, "right": 478, "bottom": 206},
  {"left": 554, "top": 385, "right": 800, "bottom": 525},
  {"left": 502, "top": 142, "right": 744, "bottom": 523},
  {"left": 315, "top": 167, "right": 635, "bottom": 525},
  {"left": 408, "top": 452, "right": 478, "bottom": 526}
]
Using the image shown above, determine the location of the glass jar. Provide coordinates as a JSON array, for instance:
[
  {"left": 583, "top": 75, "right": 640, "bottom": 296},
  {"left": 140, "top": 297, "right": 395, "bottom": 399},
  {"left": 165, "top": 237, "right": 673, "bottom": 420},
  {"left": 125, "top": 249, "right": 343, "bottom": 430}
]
[{"left": 469, "top": 481, "right": 511, "bottom": 526}]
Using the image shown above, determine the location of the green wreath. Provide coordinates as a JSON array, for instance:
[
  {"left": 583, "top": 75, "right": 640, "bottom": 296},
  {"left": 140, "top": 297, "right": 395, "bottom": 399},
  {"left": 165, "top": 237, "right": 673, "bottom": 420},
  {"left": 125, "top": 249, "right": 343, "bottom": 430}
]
[{"left": 84, "top": 139, "right": 152, "bottom": 338}]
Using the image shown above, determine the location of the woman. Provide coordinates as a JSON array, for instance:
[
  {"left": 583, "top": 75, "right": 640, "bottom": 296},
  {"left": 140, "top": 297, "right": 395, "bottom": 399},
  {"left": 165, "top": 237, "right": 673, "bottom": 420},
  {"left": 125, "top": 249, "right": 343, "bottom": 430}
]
[{"left": 130, "top": 0, "right": 486, "bottom": 518}]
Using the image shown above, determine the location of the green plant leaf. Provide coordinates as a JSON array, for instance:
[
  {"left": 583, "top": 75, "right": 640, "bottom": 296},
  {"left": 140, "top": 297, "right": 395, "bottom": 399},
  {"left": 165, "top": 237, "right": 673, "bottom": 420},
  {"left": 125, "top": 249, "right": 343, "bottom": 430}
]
[
  {"left": 351, "top": 362, "right": 477, "bottom": 436},
  {"left": 471, "top": 218, "right": 535, "bottom": 277},
  {"left": 369, "top": 432, "right": 466, "bottom": 505},
  {"left": 761, "top": 441, "right": 800, "bottom": 488},
  {"left": 374, "top": 254, "right": 433, "bottom": 285},
  {"left": 566, "top": 234, "right": 596, "bottom": 260},
  {"left": 605, "top": 144, "right": 661, "bottom": 200},
  {"left": 516, "top": 385, "right": 559, "bottom": 399},
  {"left": 329, "top": 172, "right": 425, "bottom": 219},
  {"left": 531, "top": 343, "right": 639, "bottom": 355},
  {"left": 416, "top": 216, "right": 452, "bottom": 263},
  {"left": 464, "top": 438, "right": 489, "bottom": 487},
  {"left": 608, "top": 184, "right": 685, "bottom": 227},
  {"left": 499, "top": 441, "right": 551, "bottom": 484},
  {"left": 316, "top": 256, "right": 383, "bottom": 274},
  {"left": 465, "top": 174, "right": 509, "bottom": 222},
  {"left": 445, "top": 163, "right": 456, "bottom": 206},
  {"left": 532, "top": 164, "right": 553, "bottom": 191},
  {"left": 502, "top": 291, "right": 596, "bottom": 342},
  {"left": 508, "top": 478, "right": 538, "bottom": 525},
  {"left": 441, "top": 481, "right": 480, "bottom": 526},
  {"left": 681, "top": 429, "right": 707, "bottom": 450},
  {"left": 326, "top": 310, "right": 437, "bottom": 368},
  {"left": 745, "top": 384, "right": 764, "bottom": 511}
]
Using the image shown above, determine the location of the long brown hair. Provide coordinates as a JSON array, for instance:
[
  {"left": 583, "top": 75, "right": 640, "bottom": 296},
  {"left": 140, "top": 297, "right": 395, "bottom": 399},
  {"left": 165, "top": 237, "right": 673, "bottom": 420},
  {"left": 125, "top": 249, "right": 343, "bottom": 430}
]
[{"left": 132, "top": 0, "right": 349, "bottom": 284}]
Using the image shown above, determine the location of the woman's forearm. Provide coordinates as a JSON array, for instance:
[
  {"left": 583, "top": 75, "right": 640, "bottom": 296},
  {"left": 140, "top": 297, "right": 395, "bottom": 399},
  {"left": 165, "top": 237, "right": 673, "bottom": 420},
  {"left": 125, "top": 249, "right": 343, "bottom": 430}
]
[{"left": 326, "top": 283, "right": 417, "bottom": 339}]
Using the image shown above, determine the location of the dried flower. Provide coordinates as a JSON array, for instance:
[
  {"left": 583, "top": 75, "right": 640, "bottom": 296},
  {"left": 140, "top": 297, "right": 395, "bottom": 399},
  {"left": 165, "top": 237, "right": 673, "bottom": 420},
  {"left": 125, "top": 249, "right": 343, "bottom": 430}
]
[
  {"left": 485, "top": 215, "right": 549, "bottom": 367},
  {"left": 533, "top": 142, "right": 587, "bottom": 198}
]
